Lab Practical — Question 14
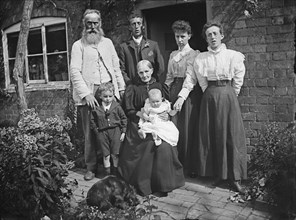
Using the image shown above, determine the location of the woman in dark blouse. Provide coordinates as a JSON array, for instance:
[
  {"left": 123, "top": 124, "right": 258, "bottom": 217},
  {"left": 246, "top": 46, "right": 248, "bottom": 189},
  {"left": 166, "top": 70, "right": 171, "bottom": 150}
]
[{"left": 118, "top": 60, "right": 185, "bottom": 196}]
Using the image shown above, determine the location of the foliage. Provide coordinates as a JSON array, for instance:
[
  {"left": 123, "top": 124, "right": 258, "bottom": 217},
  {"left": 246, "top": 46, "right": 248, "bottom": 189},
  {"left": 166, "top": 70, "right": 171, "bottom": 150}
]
[
  {"left": 247, "top": 121, "right": 296, "bottom": 216},
  {"left": 65, "top": 90, "right": 84, "bottom": 163},
  {"left": 0, "top": 108, "right": 76, "bottom": 220},
  {"left": 63, "top": 196, "right": 175, "bottom": 220},
  {"left": 0, "top": 87, "right": 11, "bottom": 99},
  {"left": 244, "top": 0, "right": 261, "bottom": 17}
]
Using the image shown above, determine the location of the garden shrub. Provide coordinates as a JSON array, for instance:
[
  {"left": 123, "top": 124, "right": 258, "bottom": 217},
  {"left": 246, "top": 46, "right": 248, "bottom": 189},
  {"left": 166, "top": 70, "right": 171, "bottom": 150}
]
[
  {"left": 63, "top": 196, "right": 170, "bottom": 220},
  {"left": 0, "top": 108, "right": 76, "bottom": 220},
  {"left": 247, "top": 121, "right": 296, "bottom": 217},
  {"left": 65, "top": 95, "right": 86, "bottom": 168}
]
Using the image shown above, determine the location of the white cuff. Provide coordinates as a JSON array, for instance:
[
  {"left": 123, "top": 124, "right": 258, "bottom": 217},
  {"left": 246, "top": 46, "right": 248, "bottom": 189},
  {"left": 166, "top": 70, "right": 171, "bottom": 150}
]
[{"left": 178, "top": 88, "right": 190, "bottom": 100}]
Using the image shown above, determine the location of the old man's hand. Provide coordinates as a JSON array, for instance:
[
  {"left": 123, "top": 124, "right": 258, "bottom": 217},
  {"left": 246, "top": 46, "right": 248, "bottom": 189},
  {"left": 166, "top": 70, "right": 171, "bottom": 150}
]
[{"left": 84, "top": 94, "right": 99, "bottom": 109}]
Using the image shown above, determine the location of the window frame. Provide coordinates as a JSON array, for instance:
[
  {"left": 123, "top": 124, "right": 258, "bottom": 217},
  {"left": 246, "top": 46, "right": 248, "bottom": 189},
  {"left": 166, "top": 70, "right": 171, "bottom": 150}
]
[{"left": 2, "top": 17, "right": 70, "bottom": 91}]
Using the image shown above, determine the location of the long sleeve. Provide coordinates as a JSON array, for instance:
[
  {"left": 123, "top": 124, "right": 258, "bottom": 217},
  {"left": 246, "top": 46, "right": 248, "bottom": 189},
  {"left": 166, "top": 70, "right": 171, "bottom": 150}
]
[
  {"left": 118, "top": 106, "right": 128, "bottom": 133},
  {"left": 164, "top": 53, "right": 174, "bottom": 87},
  {"left": 110, "top": 42, "right": 125, "bottom": 92},
  {"left": 70, "top": 41, "right": 91, "bottom": 100},
  {"left": 118, "top": 43, "right": 131, "bottom": 86},
  {"left": 178, "top": 55, "right": 200, "bottom": 100},
  {"left": 122, "top": 85, "right": 137, "bottom": 120},
  {"left": 194, "top": 58, "right": 208, "bottom": 93},
  {"left": 232, "top": 52, "right": 245, "bottom": 95},
  {"left": 90, "top": 110, "right": 98, "bottom": 130},
  {"left": 154, "top": 42, "right": 165, "bottom": 81}
]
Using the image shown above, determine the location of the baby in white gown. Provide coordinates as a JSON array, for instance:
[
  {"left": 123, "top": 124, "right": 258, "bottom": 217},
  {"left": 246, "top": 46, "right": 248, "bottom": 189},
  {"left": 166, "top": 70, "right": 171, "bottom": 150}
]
[{"left": 138, "top": 88, "right": 179, "bottom": 146}]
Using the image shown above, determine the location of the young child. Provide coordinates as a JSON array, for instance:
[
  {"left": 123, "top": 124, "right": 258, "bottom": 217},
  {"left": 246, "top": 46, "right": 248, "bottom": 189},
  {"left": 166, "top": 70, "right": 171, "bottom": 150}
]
[
  {"left": 90, "top": 82, "right": 127, "bottom": 176},
  {"left": 138, "top": 88, "right": 179, "bottom": 146}
]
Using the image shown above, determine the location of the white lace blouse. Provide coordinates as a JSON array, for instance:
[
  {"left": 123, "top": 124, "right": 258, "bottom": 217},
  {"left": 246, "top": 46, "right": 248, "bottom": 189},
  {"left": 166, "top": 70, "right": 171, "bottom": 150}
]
[
  {"left": 165, "top": 43, "right": 199, "bottom": 88},
  {"left": 179, "top": 43, "right": 245, "bottom": 98}
]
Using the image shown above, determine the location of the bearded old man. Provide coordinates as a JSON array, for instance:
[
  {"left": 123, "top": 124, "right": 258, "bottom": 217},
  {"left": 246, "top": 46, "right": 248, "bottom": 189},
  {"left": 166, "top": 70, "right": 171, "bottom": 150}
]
[{"left": 70, "top": 9, "right": 125, "bottom": 181}]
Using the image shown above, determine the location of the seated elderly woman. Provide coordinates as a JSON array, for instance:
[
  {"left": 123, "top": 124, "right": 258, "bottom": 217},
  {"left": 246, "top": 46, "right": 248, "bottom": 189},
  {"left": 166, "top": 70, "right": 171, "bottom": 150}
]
[{"left": 118, "top": 60, "right": 185, "bottom": 197}]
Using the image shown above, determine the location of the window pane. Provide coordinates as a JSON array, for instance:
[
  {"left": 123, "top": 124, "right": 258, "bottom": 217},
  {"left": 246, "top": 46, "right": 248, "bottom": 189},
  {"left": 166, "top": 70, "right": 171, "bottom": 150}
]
[
  {"left": 28, "top": 29, "right": 42, "bottom": 55},
  {"left": 7, "top": 32, "right": 19, "bottom": 58},
  {"left": 28, "top": 56, "right": 44, "bottom": 80},
  {"left": 46, "top": 23, "right": 66, "bottom": 53},
  {"left": 48, "top": 53, "right": 68, "bottom": 81},
  {"left": 9, "top": 59, "right": 26, "bottom": 84}
]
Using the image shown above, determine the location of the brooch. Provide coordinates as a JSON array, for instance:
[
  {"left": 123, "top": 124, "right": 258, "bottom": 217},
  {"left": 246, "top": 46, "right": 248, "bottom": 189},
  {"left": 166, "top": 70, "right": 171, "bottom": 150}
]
[
  {"left": 144, "top": 41, "right": 150, "bottom": 48},
  {"left": 148, "top": 51, "right": 154, "bottom": 57}
]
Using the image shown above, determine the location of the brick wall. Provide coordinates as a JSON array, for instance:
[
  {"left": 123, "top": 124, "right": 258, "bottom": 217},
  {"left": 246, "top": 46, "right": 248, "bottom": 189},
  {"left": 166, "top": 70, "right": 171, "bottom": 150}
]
[
  {"left": 209, "top": 0, "right": 296, "bottom": 148},
  {"left": 0, "top": 89, "right": 70, "bottom": 124}
]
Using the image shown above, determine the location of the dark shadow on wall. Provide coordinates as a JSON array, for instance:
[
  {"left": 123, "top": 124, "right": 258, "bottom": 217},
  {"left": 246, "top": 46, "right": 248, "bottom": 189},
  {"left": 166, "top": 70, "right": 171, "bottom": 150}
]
[
  {"left": 294, "top": 18, "right": 296, "bottom": 120},
  {"left": 211, "top": 0, "right": 245, "bottom": 43}
]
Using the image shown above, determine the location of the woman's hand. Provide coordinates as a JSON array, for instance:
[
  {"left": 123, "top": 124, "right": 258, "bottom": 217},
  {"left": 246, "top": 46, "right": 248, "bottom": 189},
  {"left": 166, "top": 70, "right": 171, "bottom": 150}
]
[
  {"left": 136, "top": 111, "right": 144, "bottom": 119},
  {"left": 158, "top": 111, "right": 169, "bottom": 121},
  {"left": 143, "top": 113, "right": 150, "bottom": 121},
  {"left": 173, "top": 97, "right": 185, "bottom": 112}
]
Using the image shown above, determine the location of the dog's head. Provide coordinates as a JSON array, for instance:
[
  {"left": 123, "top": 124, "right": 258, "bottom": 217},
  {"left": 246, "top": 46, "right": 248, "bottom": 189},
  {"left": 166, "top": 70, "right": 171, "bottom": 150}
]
[
  {"left": 124, "top": 184, "right": 139, "bottom": 206},
  {"left": 86, "top": 175, "right": 139, "bottom": 211}
]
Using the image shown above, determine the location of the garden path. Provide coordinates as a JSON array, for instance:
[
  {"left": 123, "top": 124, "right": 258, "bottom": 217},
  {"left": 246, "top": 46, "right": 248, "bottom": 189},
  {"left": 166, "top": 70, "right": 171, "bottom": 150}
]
[{"left": 67, "top": 169, "right": 280, "bottom": 220}]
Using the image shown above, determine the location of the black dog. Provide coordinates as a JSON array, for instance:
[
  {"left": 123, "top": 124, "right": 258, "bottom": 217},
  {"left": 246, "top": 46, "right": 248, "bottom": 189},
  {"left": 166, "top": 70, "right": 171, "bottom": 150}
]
[{"left": 86, "top": 175, "right": 139, "bottom": 211}]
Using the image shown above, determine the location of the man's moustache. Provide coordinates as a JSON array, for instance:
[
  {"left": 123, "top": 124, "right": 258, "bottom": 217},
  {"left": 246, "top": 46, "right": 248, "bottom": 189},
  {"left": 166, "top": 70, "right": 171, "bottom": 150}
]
[{"left": 87, "top": 29, "right": 99, "bottom": 34}]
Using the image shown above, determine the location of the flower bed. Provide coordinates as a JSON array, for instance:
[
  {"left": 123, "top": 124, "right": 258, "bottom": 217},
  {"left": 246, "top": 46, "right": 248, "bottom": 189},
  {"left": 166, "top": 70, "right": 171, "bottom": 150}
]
[
  {"left": 247, "top": 121, "right": 296, "bottom": 218},
  {"left": 0, "top": 109, "right": 76, "bottom": 219}
]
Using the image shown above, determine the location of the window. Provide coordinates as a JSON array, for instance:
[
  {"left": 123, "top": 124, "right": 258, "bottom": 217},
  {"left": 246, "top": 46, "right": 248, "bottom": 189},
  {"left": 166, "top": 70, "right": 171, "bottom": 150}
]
[{"left": 2, "top": 17, "right": 69, "bottom": 90}]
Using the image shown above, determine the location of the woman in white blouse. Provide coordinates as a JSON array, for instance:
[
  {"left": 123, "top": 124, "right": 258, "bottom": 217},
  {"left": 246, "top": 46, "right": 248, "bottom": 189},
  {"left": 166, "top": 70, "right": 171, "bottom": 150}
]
[
  {"left": 164, "top": 20, "right": 203, "bottom": 178},
  {"left": 174, "top": 21, "right": 247, "bottom": 193}
]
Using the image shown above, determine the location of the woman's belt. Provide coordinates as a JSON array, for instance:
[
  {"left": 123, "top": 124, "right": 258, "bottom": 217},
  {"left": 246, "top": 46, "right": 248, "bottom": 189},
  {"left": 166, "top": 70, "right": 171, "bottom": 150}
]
[
  {"left": 173, "top": 77, "right": 185, "bottom": 82},
  {"left": 208, "top": 80, "right": 231, "bottom": 87}
]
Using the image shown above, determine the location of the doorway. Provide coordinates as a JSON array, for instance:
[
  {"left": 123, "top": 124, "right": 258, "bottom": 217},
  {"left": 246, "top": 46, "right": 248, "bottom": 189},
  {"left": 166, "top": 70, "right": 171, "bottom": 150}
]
[{"left": 141, "top": 1, "right": 208, "bottom": 80}]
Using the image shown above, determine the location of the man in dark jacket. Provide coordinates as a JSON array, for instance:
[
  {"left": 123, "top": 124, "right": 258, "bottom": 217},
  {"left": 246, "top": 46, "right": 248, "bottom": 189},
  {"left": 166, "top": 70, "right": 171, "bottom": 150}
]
[{"left": 118, "top": 12, "right": 165, "bottom": 85}]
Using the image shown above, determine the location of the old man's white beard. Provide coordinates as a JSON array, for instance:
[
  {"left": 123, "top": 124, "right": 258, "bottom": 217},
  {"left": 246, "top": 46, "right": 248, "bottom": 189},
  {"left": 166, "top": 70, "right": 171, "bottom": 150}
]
[{"left": 82, "top": 28, "right": 104, "bottom": 45}]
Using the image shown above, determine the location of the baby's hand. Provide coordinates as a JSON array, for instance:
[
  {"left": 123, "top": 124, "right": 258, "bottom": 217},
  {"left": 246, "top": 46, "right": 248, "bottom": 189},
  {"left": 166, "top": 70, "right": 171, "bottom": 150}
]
[
  {"left": 148, "top": 115, "right": 156, "bottom": 123},
  {"left": 143, "top": 114, "right": 150, "bottom": 121},
  {"left": 158, "top": 111, "right": 169, "bottom": 121},
  {"left": 120, "top": 133, "right": 125, "bottom": 142}
]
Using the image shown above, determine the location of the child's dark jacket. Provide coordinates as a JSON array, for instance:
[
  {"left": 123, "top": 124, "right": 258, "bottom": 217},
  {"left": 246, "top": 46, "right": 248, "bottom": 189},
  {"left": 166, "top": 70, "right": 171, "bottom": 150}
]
[{"left": 90, "top": 101, "right": 127, "bottom": 133}]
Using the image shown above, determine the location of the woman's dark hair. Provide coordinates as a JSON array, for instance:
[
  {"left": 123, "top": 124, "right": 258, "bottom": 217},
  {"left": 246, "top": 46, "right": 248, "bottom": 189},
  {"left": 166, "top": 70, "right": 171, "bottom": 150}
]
[
  {"left": 171, "top": 20, "right": 192, "bottom": 35},
  {"left": 201, "top": 20, "right": 224, "bottom": 40}
]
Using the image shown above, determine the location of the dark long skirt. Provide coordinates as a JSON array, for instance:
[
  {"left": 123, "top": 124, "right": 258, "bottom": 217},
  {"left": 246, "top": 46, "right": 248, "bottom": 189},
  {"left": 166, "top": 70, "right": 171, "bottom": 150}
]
[
  {"left": 197, "top": 83, "right": 247, "bottom": 180},
  {"left": 169, "top": 78, "right": 202, "bottom": 174},
  {"left": 118, "top": 120, "right": 185, "bottom": 196}
]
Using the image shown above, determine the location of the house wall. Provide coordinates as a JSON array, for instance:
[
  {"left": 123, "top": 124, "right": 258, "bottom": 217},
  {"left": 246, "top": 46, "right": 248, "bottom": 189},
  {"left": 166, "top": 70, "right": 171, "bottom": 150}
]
[
  {"left": 0, "top": 89, "right": 70, "bottom": 123},
  {"left": 0, "top": 0, "right": 133, "bottom": 124}
]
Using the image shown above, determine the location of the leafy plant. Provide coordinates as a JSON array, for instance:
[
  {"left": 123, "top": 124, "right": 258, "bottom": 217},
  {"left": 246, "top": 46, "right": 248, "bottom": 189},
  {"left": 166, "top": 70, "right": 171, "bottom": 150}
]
[
  {"left": 247, "top": 121, "right": 296, "bottom": 217},
  {"left": 0, "top": 108, "right": 76, "bottom": 220},
  {"left": 244, "top": 0, "right": 261, "bottom": 17},
  {"left": 64, "top": 89, "right": 86, "bottom": 168},
  {"left": 63, "top": 195, "right": 175, "bottom": 220}
]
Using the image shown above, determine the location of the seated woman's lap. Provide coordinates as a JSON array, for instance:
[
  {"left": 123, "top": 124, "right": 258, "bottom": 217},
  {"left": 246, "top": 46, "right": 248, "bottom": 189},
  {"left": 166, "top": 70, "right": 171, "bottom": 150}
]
[{"left": 118, "top": 120, "right": 184, "bottom": 196}]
